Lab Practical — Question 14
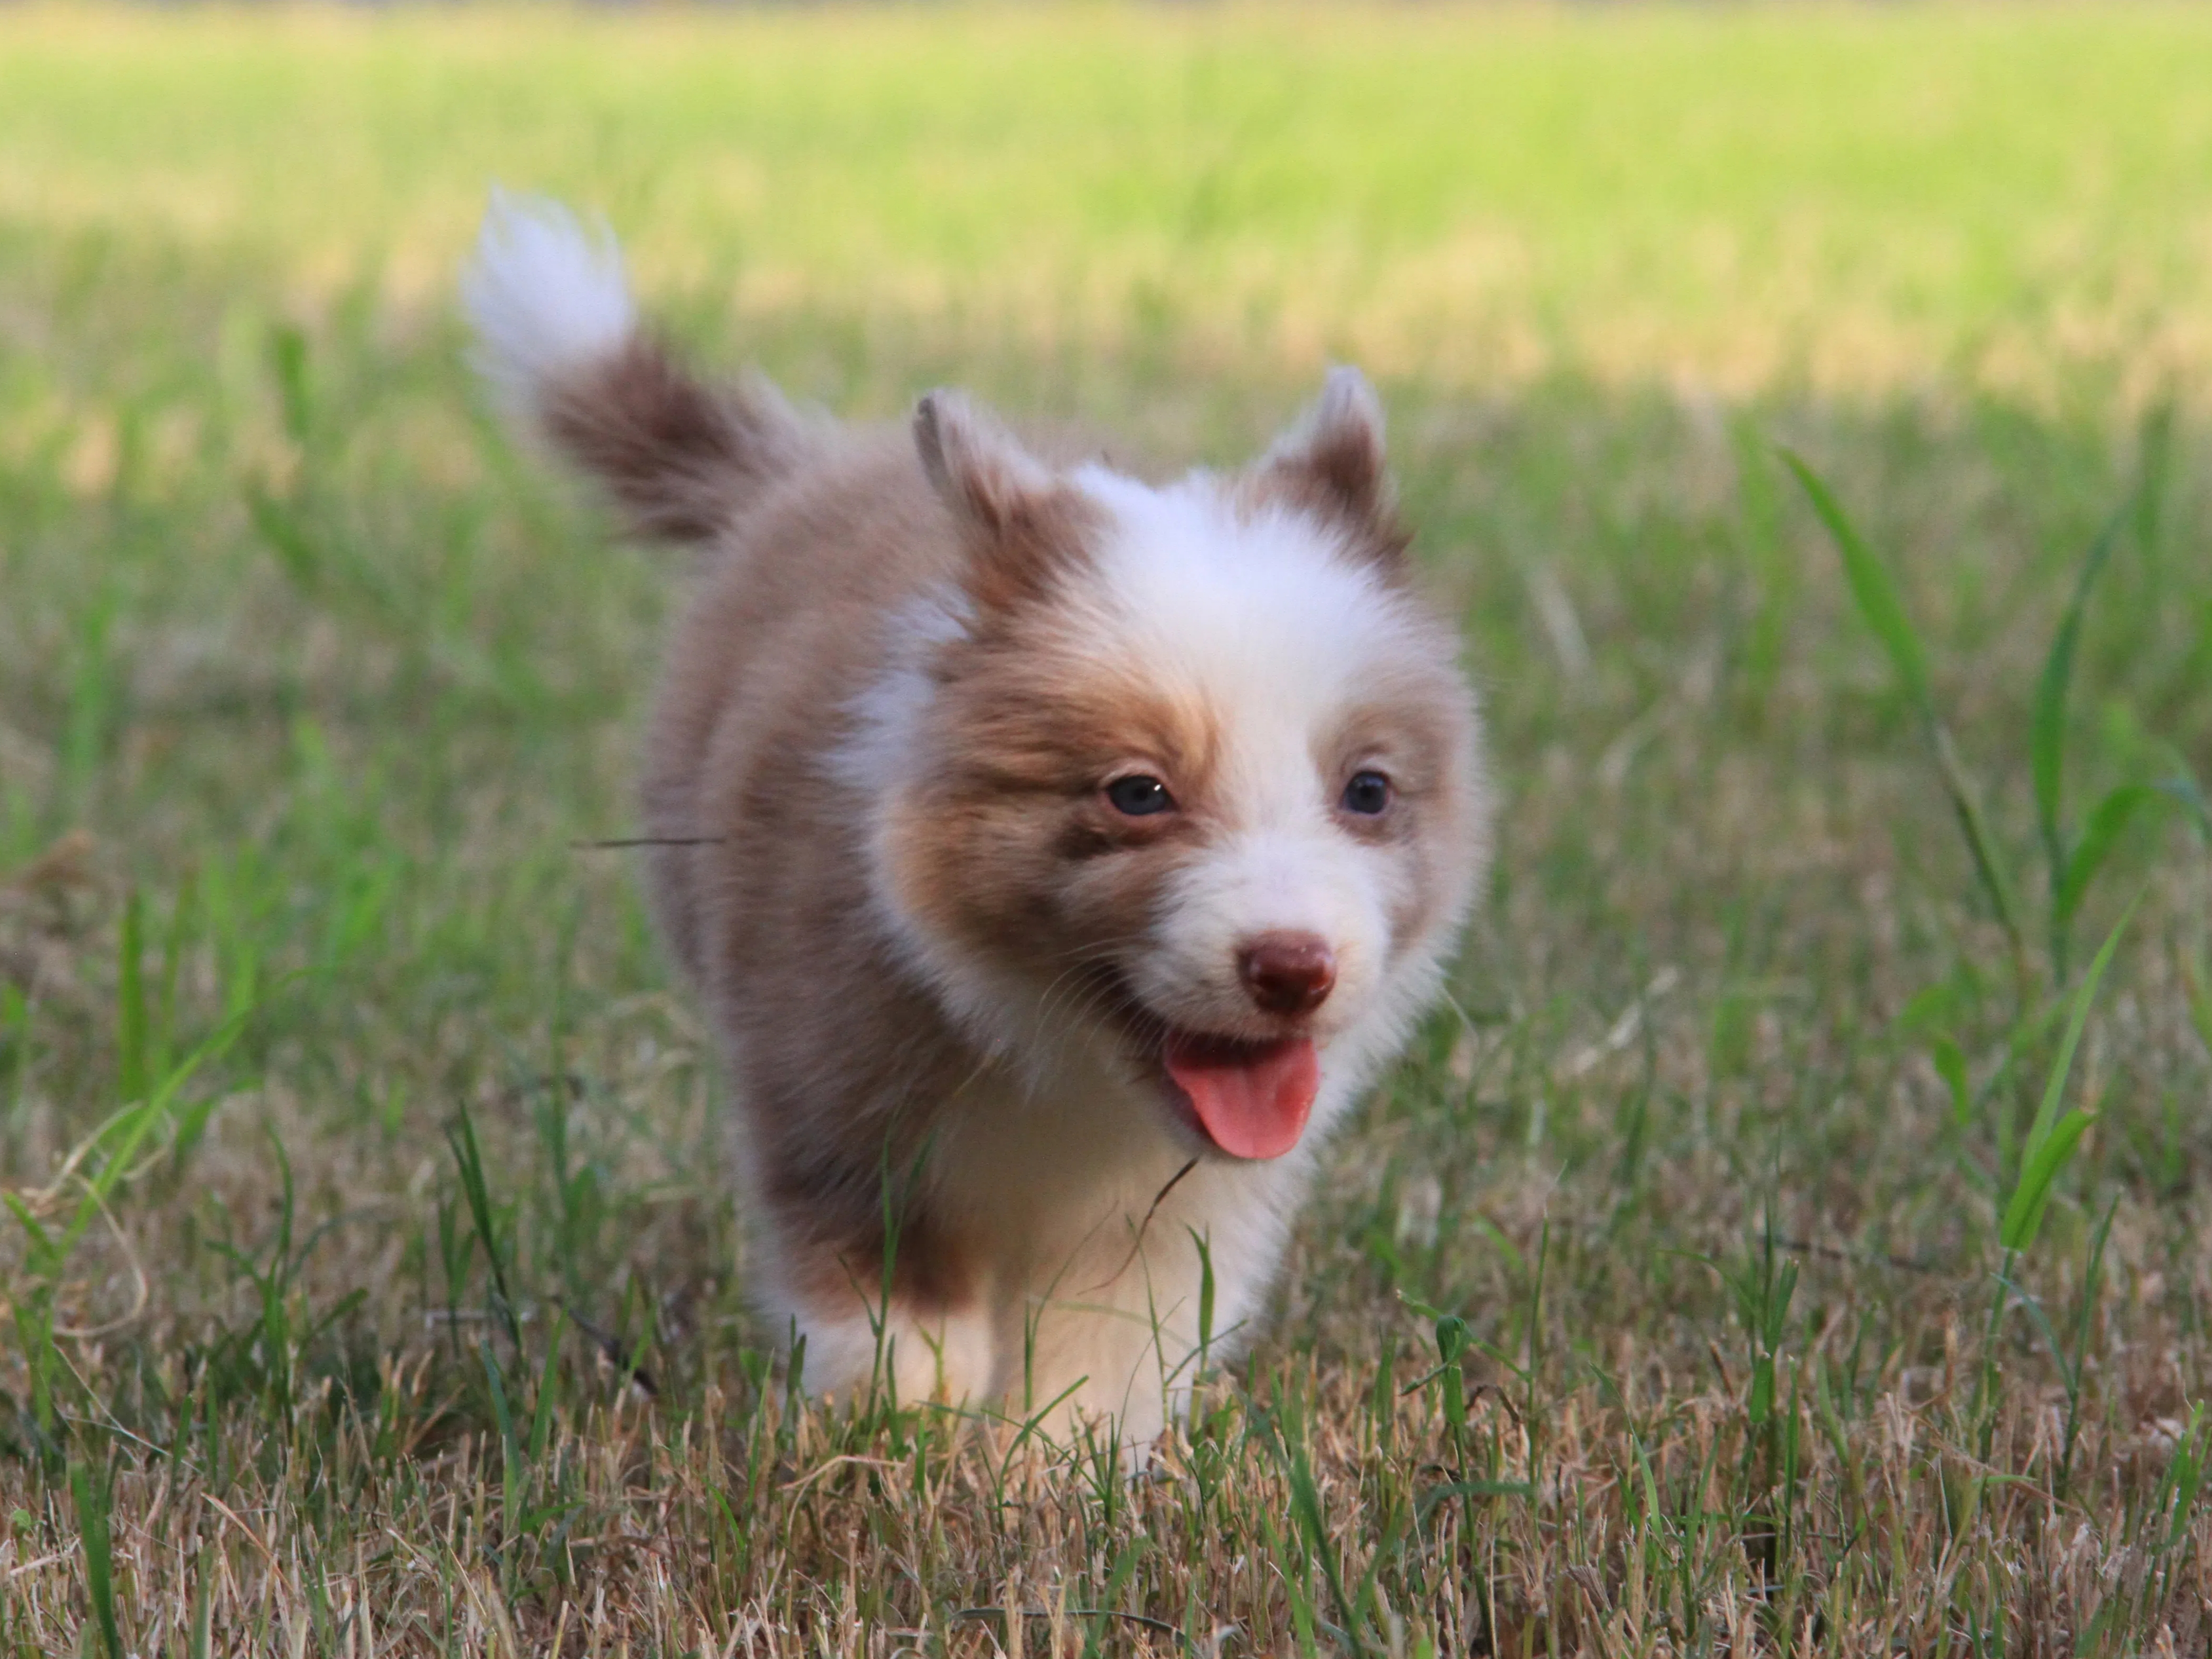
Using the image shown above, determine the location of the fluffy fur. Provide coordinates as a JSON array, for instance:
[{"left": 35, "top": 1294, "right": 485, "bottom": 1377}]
[{"left": 464, "top": 195, "right": 1492, "bottom": 1444}]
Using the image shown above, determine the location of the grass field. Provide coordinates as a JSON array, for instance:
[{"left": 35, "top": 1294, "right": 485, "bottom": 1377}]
[{"left": 3, "top": 4, "right": 2212, "bottom": 1652}]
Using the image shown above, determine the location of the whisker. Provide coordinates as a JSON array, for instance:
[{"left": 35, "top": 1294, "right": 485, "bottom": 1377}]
[
  {"left": 571, "top": 834, "right": 727, "bottom": 850},
  {"left": 1036, "top": 934, "right": 1153, "bottom": 965}
]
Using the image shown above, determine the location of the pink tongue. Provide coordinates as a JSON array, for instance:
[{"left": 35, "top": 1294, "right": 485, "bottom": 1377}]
[{"left": 1164, "top": 1036, "right": 1319, "bottom": 1160}]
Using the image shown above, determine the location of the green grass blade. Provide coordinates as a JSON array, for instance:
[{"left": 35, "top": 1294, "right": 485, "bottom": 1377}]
[
  {"left": 2031, "top": 504, "right": 2128, "bottom": 899},
  {"left": 1999, "top": 896, "right": 2137, "bottom": 1251},
  {"left": 1785, "top": 450, "right": 2026, "bottom": 966},
  {"left": 3, "top": 982, "right": 28, "bottom": 1121},
  {"left": 152, "top": 878, "right": 191, "bottom": 1086},
  {"left": 481, "top": 1338, "right": 526, "bottom": 1574},
  {"left": 190, "top": 1549, "right": 212, "bottom": 1659},
  {"left": 1780, "top": 450, "right": 1935, "bottom": 723},
  {"left": 481, "top": 1338, "right": 516, "bottom": 1453},
  {"left": 1193, "top": 1227, "right": 1216, "bottom": 1370},
  {"left": 2056, "top": 783, "right": 2169, "bottom": 931},
  {"left": 60, "top": 998, "right": 257, "bottom": 1262},
  {"left": 1992, "top": 1268, "right": 2073, "bottom": 1391},
  {"left": 1998, "top": 1109, "right": 2093, "bottom": 1253},
  {"left": 529, "top": 1304, "right": 565, "bottom": 1467},
  {"left": 1929, "top": 724, "right": 2030, "bottom": 974},
  {"left": 7, "top": 1190, "right": 55, "bottom": 1265},
  {"left": 1284, "top": 1441, "right": 1364, "bottom": 1654},
  {"left": 269, "top": 324, "right": 313, "bottom": 445},
  {"left": 2167, "top": 1406, "right": 2209, "bottom": 1551},
  {"left": 246, "top": 486, "right": 326, "bottom": 598},
  {"left": 445, "top": 1103, "right": 520, "bottom": 1353},
  {"left": 2029, "top": 894, "right": 2135, "bottom": 1151},
  {"left": 70, "top": 1461, "right": 121, "bottom": 1659},
  {"left": 1930, "top": 1034, "right": 1972, "bottom": 1131},
  {"left": 116, "top": 892, "right": 146, "bottom": 1108}
]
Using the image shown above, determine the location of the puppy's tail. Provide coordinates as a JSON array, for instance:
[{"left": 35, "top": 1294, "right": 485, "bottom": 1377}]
[{"left": 462, "top": 189, "right": 802, "bottom": 544}]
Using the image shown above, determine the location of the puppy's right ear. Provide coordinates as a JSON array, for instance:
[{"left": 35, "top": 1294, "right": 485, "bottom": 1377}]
[
  {"left": 915, "top": 391, "right": 1054, "bottom": 532},
  {"left": 914, "top": 391, "right": 1095, "bottom": 611}
]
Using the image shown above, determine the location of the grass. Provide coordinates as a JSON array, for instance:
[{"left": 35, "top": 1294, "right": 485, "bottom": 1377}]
[{"left": 2, "top": 3, "right": 2212, "bottom": 1651}]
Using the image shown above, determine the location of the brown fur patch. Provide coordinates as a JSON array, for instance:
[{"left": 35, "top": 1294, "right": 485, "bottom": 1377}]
[
  {"left": 540, "top": 336, "right": 805, "bottom": 544},
  {"left": 883, "top": 639, "right": 1225, "bottom": 990}
]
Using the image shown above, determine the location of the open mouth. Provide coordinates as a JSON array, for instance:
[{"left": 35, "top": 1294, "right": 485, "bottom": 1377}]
[
  {"left": 1159, "top": 1030, "right": 1319, "bottom": 1161},
  {"left": 1082, "top": 967, "right": 1323, "bottom": 1161}
]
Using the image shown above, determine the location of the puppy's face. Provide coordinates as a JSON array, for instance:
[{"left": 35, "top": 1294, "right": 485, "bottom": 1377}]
[{"left": 865, "top": 376, "right": 1488, "bottom": 1161}]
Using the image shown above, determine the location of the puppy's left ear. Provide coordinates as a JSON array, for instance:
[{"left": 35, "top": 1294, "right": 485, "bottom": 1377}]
[{"left": 1253, "top": 367, "right": 1408, "bottom": 567}]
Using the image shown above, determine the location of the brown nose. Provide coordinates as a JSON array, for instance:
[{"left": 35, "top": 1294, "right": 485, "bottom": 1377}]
[{"left": 1239, "top": 932, "right": 1337, "bottom": 1016}]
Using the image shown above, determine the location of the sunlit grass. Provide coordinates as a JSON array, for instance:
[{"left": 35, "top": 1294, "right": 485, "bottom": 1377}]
[
  {"left": 2, "top": 5, "right": 2211, "bottom": 1653},
  {"left": 4, "top": 5, "right": 2212, "bottom": 398}
]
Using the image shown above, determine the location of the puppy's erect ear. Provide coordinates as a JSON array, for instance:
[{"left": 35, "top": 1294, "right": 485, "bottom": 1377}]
[
  {"left": 914, "top": 390, "right": 1096, "bottom": 610},
  {"left": 1253, "top": 367, "right": 1407, "bottom": 566},
  {"left": 915, "top": 390, "right": 1053, "bottom": 529}
]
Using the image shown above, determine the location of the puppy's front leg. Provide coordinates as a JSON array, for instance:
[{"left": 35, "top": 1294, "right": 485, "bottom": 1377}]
[
  {"left": 769, "top": 1223, "right": 998, "bottom": 1413},
  {"left": 786, "top": 1289, "right": 996, "bottom": 1413}
]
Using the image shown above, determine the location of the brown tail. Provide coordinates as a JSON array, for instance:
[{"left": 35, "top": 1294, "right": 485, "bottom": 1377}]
[
  {"left": 534, "top": 338, "right": 803, "bottom": 545},
  {"left": 463, "top": 192, "right": 803, "bottom": 545}
]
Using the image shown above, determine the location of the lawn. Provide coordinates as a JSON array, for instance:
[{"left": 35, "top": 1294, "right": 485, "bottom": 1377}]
[{"left": 3, "top": 4, "right": 2212, "bottom": 1652}]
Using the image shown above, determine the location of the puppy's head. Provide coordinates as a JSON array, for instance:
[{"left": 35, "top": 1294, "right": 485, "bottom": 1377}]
[{"left": 860, "top": 372, "right": 1489, "bottom": 1161}]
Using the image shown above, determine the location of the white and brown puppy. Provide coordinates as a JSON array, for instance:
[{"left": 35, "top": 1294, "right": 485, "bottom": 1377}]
[{"left": 464, "top": 194, "right": 1491, "bottom": 1445}]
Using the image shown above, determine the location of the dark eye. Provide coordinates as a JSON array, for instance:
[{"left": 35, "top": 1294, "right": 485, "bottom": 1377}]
[
  {"left": 1341, "top": 770, "right": 1393, "bottom": 815},
  {"left": 1105, "top": 774, "right": 1177, "bottom": 817}
]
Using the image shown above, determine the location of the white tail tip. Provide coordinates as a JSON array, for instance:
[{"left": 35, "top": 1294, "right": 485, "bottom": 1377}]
[{"left": 462, "top": 188, "right": 636, "bottom": 415}]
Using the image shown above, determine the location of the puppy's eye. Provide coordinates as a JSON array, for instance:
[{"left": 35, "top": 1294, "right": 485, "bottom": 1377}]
[
  {"left": 1105, "top": 775, "right": 1176, "bottom": 817},
  {"left": 1341, "top": 770, "right": 1393, "bottom": 815}
]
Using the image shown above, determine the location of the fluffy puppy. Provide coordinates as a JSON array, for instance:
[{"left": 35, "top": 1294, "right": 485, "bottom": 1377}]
[{"left": 464, "top": 194, "right": 1491, "bottom": 1445}]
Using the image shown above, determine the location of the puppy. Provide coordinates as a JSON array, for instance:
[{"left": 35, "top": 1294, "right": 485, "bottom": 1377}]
[{"left": 464, "top": 194, "right": 1491, "bottom": 1445}]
